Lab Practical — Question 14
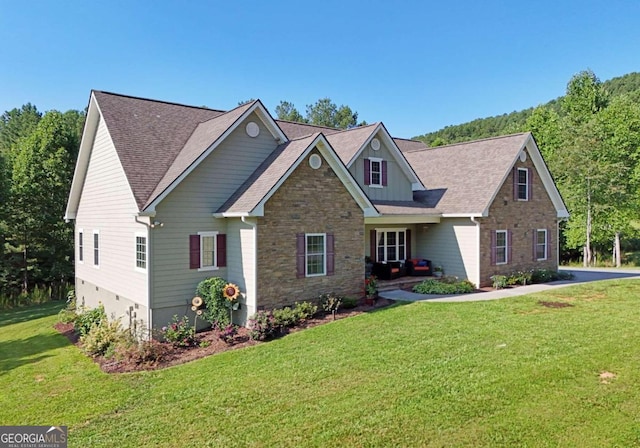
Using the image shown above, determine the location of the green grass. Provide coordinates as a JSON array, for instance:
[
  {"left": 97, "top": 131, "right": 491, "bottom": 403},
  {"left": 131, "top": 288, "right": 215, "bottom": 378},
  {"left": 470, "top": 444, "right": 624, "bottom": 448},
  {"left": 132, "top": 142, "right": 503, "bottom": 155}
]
[{"left": 3, "top": 281, "right": 640, "bottom": 447}]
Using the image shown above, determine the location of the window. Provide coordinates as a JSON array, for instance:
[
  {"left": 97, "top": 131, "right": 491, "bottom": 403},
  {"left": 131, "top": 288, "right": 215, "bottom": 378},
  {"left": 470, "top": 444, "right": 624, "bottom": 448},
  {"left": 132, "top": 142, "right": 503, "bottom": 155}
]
[
  {"left": 136, "top": 235, "right": 147, "bottom": 270},
  {"left": 306, "top": 234, "right": 326, "bottom": 276},
  {"left": 376, "top": 229, "right": 406, "bottom": 262},
  {"left": 364, "top": 158, "right": 387, "bottom": 187},
  {"left": 93, "top": 231, "right": 100, "bottom": 266},
  {"left": 78, "top": 229, "right": 84, "bottom": 263},
  {"left": 536, "top": 229, "right": 548, "bottom": 261},
  {"left": 189, "top": 232, "right": 226, "bottom": 270},
  {"left": 517, "top": 168, "right": 529, "bottom": 201},
  {"left": 495, "top": 230, "right": 507, "bottom": 265},
  {"left": 296, "top": 233, "right": 334, "bottom": 278}
]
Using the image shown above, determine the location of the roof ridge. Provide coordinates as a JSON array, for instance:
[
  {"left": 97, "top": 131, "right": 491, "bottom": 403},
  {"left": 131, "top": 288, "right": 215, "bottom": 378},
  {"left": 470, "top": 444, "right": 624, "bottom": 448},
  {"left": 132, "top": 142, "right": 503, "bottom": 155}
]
[
  {"left": 405, "top": 132, "right": 531, "bottom": 153},
  {"left": 93, "top": 90, "right": 227, "bottom": 113}
]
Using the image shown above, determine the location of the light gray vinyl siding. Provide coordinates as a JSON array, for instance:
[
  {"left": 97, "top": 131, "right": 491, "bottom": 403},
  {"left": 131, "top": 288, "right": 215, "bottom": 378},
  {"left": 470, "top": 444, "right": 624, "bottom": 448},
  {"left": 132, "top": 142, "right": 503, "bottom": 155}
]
[
  {"left": 350, "top": 134, "right": 413, "bottom": 201},
  {"left": 415, "top": 218, "right": 480, "bottom": 286},
  {"left": 151, "top": 113, "right": 278, "bottom": 309},
  {"left": 75, "top": 116, "right": 149, "bottom": 308}
]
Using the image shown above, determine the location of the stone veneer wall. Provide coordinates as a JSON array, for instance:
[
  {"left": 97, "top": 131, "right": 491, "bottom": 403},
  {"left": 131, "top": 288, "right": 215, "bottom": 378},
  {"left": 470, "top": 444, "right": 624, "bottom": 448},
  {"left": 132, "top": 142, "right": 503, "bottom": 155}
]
[
  {"left": 478, "top": 151, "right": 558, "bottom": 286},
  {"left": 256, "top": 149, "right": 364, "bottom": 309}
]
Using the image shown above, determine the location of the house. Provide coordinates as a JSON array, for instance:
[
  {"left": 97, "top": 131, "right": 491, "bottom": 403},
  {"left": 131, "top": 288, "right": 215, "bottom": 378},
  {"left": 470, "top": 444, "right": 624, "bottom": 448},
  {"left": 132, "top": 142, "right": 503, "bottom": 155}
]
[{"left": 65, "top": 91, "right": 568, "bottom": 332}]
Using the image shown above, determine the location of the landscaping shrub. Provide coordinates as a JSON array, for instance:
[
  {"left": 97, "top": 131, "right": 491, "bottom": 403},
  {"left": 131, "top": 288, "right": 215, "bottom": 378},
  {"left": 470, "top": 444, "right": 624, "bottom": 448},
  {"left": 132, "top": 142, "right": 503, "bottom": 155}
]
[
  {"left": 196, "top": 277, "right": 230, "bottom": 327},
  {"left": 413, "top": 279, "right": 475, "bottom": 295},
  {"left": 214, "top": 323, "right": 238, "bottom": 344},
  {"left": 341, "top": 296, "right": 358, "bottom": 309},
  {"left": 81, "top": 319, "right": 130, "bottom": 357},
  {"left": 162, "top": 315, "right": 196, "bottom": 347},
  {"left": 116, "top": 339, "right": 169, "bottom": 367},
  {"left": 320, "top": 293, "right": 342, "bottom": 314},
  {"left": 491, "top": 275, "right": 508, "bottom": 290},
  {"left": 248, "top": 310, "right": 277, "bottom": 341},
  {"left": 75, "top": 304, "right": 107, "bottom": 336},
  {"left": 292, "top": 301, "right": 318, "bottom": 321},
  {"left": 273, "top": 307, "right": 299, "bottom": 328}
]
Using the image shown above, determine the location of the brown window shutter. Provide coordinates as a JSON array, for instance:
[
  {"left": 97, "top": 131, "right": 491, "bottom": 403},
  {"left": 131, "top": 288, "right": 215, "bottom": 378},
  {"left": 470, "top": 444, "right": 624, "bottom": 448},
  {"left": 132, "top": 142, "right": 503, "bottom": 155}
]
[
  {"left": 507, "top": 230, "right": 513, "bottom": 264},
  {"left": 405, "top": 229, "right": 411, "bottom": 260},
  {"left": 364, "top": 159, "right": 371, "bottom": 185},
  {"left": 490, "top": 231, "right": 497, "bottom": 266},
  {"left": 369, "top": 229, "right": 377, "bottom": 262},
  {"left": 547, "top": 228, "right": 553, "bottom": 260},
  {"left": 532, "top": 229, "right": 538, "bottom": 261},
  {"left": 513, "top": 167, "right": 518, "bottom": 200},
  {"left": 382, "top": 160, "right": 388, "bottom": 186},
  {"left": 528, "top": 168, "right": 533, "bottom": 200},
  {"left": 326, "top": 233, "right": 335, "bottom": 276},
  {"left": 189, "top": 235, "right": 200, "bottom": 269},
  {"left": 296, "top": 233, "right": 305, "bottom": 278},
  {"left": 217, "top": 234, "right": 226, "bottom": 267}
]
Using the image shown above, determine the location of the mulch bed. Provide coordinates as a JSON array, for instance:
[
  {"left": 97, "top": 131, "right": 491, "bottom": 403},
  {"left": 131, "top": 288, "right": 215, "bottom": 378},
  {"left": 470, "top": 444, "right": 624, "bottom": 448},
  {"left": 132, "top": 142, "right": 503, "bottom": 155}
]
[{"left": 54, "top": 298, "right": 395, "bottom": 374}]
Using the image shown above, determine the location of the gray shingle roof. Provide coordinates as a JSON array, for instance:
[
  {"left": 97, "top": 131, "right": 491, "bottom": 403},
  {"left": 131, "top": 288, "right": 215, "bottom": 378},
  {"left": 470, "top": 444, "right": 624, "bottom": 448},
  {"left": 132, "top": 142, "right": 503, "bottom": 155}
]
[
  {"left": 93, "top": 91, "right": 224, "bottom": 210},
  {"left": 403, "top": 133, "right": 531, "bottom": 215},
  {"left": 325, "top": 124, "right": 379, "bottom": 163},
  {"left": 371, "top": 200, "right": 440, "bottom": 215},
  {"left": 217, "top": 134, "right": 320, "bottom": 214},
  {"left": 275, "top": 120, "right": 342, "bottom": 139},
  {"left": 394, "top": 138, "right": 428, "bottom": 153}
]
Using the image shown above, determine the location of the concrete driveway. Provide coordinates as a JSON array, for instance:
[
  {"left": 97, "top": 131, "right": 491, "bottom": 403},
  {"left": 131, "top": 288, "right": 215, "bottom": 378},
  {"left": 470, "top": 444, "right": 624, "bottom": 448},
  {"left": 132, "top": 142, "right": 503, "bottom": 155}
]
[{"left": 378, "top": 267, "right": 640, "bottom": 303}]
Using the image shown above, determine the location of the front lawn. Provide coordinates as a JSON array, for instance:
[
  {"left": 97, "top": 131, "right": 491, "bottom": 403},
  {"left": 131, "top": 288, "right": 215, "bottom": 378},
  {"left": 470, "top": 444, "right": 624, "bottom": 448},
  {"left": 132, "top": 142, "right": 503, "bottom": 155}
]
[{"left": 2, "top": 280, "right": 640, "bottom": 447}]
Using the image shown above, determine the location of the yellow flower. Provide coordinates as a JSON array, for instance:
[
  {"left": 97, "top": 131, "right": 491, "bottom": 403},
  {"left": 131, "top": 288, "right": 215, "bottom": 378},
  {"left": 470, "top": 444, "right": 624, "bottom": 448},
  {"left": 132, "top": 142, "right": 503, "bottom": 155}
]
[{"left": 223, "top": 283, "right": 240, "bottom": 302}]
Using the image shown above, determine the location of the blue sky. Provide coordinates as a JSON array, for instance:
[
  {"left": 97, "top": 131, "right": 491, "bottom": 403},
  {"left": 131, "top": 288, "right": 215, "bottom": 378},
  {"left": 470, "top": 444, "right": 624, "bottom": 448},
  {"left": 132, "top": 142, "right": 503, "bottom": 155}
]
[{"left": 1, "top": 1, "right": 638, "bottom": 138}]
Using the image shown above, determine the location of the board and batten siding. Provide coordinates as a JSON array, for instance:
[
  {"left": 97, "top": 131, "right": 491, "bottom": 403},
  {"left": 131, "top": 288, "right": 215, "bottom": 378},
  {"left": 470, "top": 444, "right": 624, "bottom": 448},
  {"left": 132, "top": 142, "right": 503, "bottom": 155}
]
[
  {"left": 349, "top": 133, "right": 413, "bottom": 201},
  {"left": 416, "top": 218, "right": 480, "bottom": 287},
  {"left": 151, "top": 113, "right": 277, "bottom": 317},
  {"left": 74, "top": 116, "right": 149, "bottom": 322}
]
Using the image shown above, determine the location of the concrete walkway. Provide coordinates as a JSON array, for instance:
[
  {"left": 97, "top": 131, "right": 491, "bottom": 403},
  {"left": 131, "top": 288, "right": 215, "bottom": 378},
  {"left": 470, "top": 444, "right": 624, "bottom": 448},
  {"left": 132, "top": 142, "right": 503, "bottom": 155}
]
[{"left": 378, "top": 267, "right": 640, "bottom": 303}]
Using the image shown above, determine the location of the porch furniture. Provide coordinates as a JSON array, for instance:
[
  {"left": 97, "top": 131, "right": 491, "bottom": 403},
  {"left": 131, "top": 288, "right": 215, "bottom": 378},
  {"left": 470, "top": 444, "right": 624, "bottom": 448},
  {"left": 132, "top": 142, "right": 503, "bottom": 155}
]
[
  {"left": 372, "top": 261, "right": 405, "bottom": 280},
  {"left": 406, "top": 258, "right": 433, "bottom": 276}
]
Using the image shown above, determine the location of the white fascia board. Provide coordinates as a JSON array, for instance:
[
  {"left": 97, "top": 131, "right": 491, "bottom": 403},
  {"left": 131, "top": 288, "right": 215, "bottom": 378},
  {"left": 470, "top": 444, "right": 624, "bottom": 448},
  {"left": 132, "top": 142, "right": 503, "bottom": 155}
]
[
  {"left": 143, "top": 101, "right": 287, "bottom": 214},
  {"left": 442, "top": 213, "right": 484, "bottom": 218},
  {"left": 64, "top": 92, "right": 101, "bottom": 220},
  {"left": 213, "top": 212, "right": 250, "bottom": 218}
]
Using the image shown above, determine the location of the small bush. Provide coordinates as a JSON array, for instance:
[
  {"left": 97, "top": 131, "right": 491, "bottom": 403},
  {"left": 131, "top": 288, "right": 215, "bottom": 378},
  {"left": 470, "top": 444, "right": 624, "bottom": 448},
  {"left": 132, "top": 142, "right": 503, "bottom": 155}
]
[
  {"left": 117, "top": 339, "right": 169, "bottom": 366},
  {"left": 215, "top": 323, "right": 238, "bottom": 344},
  {"left": 196, "top": 277, "right": 230, "bottom": 327},
  {"left": 162, "top": 315, "right": 196, "bottom": 347},
  {"left": 491, "top": 275, "right": 508, "bottom": 290},
  {"left": 273, "top": 307, "right": 299, "bottom": 328},
  {"left": 320, "top": 293, "right": 342, "bottom": 314},
  {"left": 81, "top": 319, "right": 129, "bottom": 357},
  {"left": 292, "top": 301, "right": 318, "bottom": 321},
  {"left": 248, "top": 310, "right": 277, "bottom": 341},
  {"left": 413, "top": 279, "right": 475, "bottom": 295},
  {"left": 341, "top": 296, "right": 358, "bottom": 309},
  {"left": 75, "top": 304, "right": 107, "bottom": 336}
]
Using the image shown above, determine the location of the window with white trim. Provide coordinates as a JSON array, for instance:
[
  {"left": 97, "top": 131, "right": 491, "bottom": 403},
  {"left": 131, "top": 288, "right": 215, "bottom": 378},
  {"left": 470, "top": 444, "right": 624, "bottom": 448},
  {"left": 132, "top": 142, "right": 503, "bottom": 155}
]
[
  {"left": 536, "top": 229, "right": 548, "bottom": 261},
  {"left": 200, "top": 231, "right": 217, "bottom": 271},
  {"left": 78, "top": 229, "right": 84, "bottom": 263},
  {"left": 93, "top": 230, "right": 100, "bottom": 267},
  {"left": 306, "top": 233, "right": 326, "bottom": 276},
  {"left": 495, "top": 230, "right": 507, "bottom": 264},
  {"left": 370, "top": 157, "right": 382, "bottom": 186},
  {"left": 376, "top": 229, "right": 406, "bottom": 262},
  {"left": 517, "top": 168, "right": 529, "bottom": 201},
  {"left": 136, "top": 235, "right": 147, "bottom": 270}
]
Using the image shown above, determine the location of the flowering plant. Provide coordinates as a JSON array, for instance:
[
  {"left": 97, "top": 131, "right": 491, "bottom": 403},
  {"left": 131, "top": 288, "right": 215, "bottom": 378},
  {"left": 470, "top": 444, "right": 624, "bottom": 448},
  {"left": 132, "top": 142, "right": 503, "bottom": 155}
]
[{"left": 365, "top": 275, "right": 378, "bottom": 297}]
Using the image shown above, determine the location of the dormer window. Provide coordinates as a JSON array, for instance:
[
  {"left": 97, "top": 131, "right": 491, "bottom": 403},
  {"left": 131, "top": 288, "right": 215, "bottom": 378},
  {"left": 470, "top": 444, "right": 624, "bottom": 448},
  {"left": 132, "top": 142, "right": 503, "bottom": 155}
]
[{"left": 364, "top": 157, "right": 387, "bottom": 188}]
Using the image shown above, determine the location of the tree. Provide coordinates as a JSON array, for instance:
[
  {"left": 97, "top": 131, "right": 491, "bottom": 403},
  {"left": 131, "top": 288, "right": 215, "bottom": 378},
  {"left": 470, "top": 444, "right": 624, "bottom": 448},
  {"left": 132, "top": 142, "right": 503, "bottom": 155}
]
[
  {"left": 275, "top": 101, "right": 306, "bottom": 123},
  {"left": 0, "top": 103, "right": 42, "bottom": 154},
  {"left": 306, "top": 98, "right": 360, "bottom": 129},
  {"left": 5, "top": 109, "right": 84, "bottom": 295},
  {"left": 561, "top": 69, "right": 608, "bottom": 127}
]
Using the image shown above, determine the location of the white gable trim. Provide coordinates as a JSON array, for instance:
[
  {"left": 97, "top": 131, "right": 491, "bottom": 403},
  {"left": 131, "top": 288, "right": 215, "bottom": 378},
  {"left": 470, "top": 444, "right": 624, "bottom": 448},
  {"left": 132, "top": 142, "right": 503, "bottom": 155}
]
[
  {"left": 144, "top": 101, "right": 288, "bottom": 214},
  {"left": 481, "top": 134, "right": 569, "bottom": 218},
  {"left": 347, "top": 123, "right": 425, "bottom": 189},
  {"left": 216, "top": 134, "right": 379, "bottom": 219}
]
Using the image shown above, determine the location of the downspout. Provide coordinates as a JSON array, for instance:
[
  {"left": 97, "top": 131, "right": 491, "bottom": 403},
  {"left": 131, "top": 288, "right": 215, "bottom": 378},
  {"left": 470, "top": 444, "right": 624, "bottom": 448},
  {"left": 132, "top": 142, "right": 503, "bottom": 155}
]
[
  {"left": 241, "top": 216, "right": 258, "bottom": 325},
  {"left": 470, "top": 217, "right": 481, "bottom": 288},
  {"left": 134, "top": 216, "right": 154, "bottom": 337}
]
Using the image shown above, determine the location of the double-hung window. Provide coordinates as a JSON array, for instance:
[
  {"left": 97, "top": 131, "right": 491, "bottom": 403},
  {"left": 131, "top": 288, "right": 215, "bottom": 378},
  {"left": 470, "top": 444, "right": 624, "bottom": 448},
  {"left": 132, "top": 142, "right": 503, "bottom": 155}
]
[
  {"left": 376, "top": 229, "right": 406, "bottom": 262},
  {"left": 136, "top": 235, "right": 147, "bottom": 270},
  {"left": 189, "top": 232, "right": 226, "bottom": 271},
  {"left": 365, "top": 158, "right": 387, "bottom": 187},
  {"left": 517, "top": 168, "right": 529, "bottom": 201},
  {"left": 78, "top": 229, "right": 84, "bottom": 263},
  {"left": 305, "top": 233, "right": 326, "bottom": 276},
  {"left": 495, "top": 230, "right": 508, "bottom": 265},
  {"left": 536, "top": 229, "right": 548, "bottom": 261},
  {"left": 200, "top": 232, "right": 217, "bottom": 271},
  {"left": 370, "top": 158, "right": 382, "bottom": 186},
  {"left": 93, "top": 230, "right": 100, "bottom": 267}
]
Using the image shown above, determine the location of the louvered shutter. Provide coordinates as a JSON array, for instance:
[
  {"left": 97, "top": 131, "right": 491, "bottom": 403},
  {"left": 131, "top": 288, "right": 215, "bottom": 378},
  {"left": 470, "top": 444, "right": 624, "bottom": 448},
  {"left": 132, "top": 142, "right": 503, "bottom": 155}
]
[
  {"left": 364, "top": 159, "right": 371, "bottom": 185},
  {"left": 326, "top": 233, "right": 335, "bottom": 276},
  {"left": 189, "top": 235, "right": 200, "bottom": 269},
  {"left": 216, "top": 234, "right": 226, "bottom": 267},
  {"left": 296, "top": 233, "right": 305, "bottom": 278},
  {"left": 382, "top": 160, "right": 388, "bottom": 186}
]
